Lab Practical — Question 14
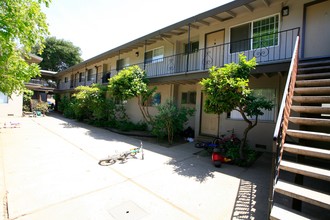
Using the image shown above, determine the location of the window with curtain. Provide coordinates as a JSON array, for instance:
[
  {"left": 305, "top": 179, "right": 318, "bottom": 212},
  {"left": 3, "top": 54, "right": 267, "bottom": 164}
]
[
  {"left": 144, "top": 47, "right": 164, "bottom": 63},
  {"left": 0, "top": 92, "right": 8, "bottom": 104},
  {"left": 144, "top": 92, "right": 161, "bottom": 106},
  {"left": 228, "top": 89, "right": 275, "bottom": 121}
]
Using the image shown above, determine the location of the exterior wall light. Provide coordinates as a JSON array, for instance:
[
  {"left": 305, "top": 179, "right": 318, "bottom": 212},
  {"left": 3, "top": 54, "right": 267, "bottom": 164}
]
[
  {"left": 135, "top": 51, "right": 139, "bottom": 57},
  {"left": 282, "top": 6, "right": 289, "bottom": 16}
]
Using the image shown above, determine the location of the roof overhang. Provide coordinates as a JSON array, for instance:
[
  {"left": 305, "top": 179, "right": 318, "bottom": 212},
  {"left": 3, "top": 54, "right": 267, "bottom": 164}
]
[{"left": 57, "top": 0, "right": 280, "bottom": 76}]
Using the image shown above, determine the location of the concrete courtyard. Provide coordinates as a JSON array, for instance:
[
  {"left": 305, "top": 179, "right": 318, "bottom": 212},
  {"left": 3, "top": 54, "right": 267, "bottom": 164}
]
[{"left": 1, "top": 113, "right": 272, "bottom": 220}]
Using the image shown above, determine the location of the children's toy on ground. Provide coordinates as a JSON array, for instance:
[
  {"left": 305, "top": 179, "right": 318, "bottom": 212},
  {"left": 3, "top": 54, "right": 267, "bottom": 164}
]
[{"left": 3, "top": 121, "right": 21, "bottom": 128}]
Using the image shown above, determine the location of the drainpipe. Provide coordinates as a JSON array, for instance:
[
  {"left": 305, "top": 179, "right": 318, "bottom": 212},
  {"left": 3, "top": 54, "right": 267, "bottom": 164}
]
[{"left": 186, "top": 23, "right": 191, "bottom": 73}]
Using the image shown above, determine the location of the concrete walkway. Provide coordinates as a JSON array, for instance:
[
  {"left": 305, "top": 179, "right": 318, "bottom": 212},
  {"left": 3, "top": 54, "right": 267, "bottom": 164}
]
[{"left": 0, "top": 114, "right": 272, "bottom": 220}]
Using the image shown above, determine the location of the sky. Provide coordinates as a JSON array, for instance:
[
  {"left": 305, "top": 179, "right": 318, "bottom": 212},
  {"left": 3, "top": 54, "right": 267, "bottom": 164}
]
[{"left": 43, "top": 0, "right": 233, "bottom": 61}]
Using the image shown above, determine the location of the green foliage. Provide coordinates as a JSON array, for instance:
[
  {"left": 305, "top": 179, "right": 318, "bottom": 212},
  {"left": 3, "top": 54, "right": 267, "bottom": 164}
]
[
  {"left": 23, "top": 89, "right": 34, "bottom": 111},
  {"left": 72, "top": 84, "right": 108, "bottom": 121},
  {"left": 33, "top": 101, "right": 49, "bottom": 114},
  {"left": 34, "top": 36, "right": 83, "bottom": 71},
  {"left": 58, "top": 96, "right": 76, "bottom": 118},
  {"left": 108, "top": 65, "right": 149, "bottom": 101},
  {"left": 200, "top": 54, "right": 273, "bottom": 159},
  {"left": 151, "top": 100, "right": 195, "bottom": 145},
  {"left": 108, "top": 65, "right": 156, "bottom": 123},
  {"left": 0, "top": 0, "right": 50, "bottom": 96},
  {"left": 200, "top": 54, "right": 256, "bottom": 115}
]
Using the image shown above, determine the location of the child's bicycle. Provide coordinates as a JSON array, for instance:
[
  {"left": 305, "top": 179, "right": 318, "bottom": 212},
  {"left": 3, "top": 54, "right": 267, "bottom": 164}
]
[
  {"left": 195, "top": 129, "right": 240, "bottom": 167},
  {"left": 98, "top": 141, "right": 144, "bottom": 166}
]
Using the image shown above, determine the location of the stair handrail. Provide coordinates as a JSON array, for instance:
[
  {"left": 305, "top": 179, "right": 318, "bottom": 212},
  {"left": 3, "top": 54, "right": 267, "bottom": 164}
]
[
  {"left": 268, "top": 36, "right": 300, "bottom": 215},
  {"left": 273, "top": 36, "right": 300, "bottom": 146}
]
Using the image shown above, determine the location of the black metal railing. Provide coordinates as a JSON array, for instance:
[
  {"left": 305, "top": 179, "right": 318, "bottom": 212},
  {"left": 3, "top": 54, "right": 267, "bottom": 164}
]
[
  {"left": 135, "top": 27, "right": 300, "bottom": 78},
  {"left": 27, "top": 79, "right": 57, "bottom": 88},
  {"left": 58, "top": 28, "right": 300, "bottom": 90},
  {"left": 267, "top": 35, "right": 300, "bottom": 216}
]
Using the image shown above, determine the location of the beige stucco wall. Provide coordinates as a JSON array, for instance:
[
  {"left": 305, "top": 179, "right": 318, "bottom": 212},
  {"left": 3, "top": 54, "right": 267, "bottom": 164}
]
[
  {"left": 125, "top": 84, "right": 173, "bottom": 123},
  {"left": 0, "top": 93, "right": 23, "bottom": 117}
]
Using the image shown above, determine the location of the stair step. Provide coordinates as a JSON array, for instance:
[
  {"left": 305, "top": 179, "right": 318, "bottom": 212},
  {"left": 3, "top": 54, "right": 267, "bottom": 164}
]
[
  {"left": 294, "top": 87, "right": 330, "bottom": 95},
  {"left": 286, "top": 129, "right": 330, "bottom": 142},
  {"left": 291, "top": 106, "right": 330, "bottom": 114},
  {"left": 284, "top": 143, "right": 330, "bottom": 159},
  {"left": 299, "top": 66, "right": 330, "bottom": 74},
  {"left": 270, "top": 203, "right": 315, "bottom": 220},
  {"left": 292, "top": 96, "right": 330, "bottom": 103},
  {"left": 297, "top": 72, "right": 330, "bottom": 80},
  {"left": 296, "top": 79, "right": 330, "bottom": 87},
  {"left": 275, "top": 180, "right": 330, "bottom": 210},
  {"left": 289, "top": 117, "right": 330, "bottom": 126},
  {"left": 280, "top": 160, "right": 330, "bottom": 181},
  {"left": 299, "top": 59, "right": 330, "bottom": 68}
]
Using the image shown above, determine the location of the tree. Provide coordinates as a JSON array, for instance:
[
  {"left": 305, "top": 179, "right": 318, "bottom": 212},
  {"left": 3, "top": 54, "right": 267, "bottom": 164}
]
[
  {"left": 200, "top": 54, "right": 273, "bottom": 159},
  {"left": 0, "top": 0, "right": 50, "bottom": 96},
  {"left": 35, "top": 36, "right": 83, "bottom": 71},
  {"left": 108, "top": 65, "right": 156, "bottom": 123}
]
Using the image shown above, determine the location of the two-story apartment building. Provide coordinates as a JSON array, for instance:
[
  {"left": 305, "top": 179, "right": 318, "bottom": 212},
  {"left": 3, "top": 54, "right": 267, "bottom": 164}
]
[
  {"left": 56, "top": 0, "right": 329, "bottom": 151},
  {"left": 55, "top": 0, "right": 330, "bottom": 218}
]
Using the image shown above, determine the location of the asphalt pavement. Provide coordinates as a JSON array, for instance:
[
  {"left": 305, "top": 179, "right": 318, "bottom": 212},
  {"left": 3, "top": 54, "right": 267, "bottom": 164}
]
[{"left": 0, "top": 113, "right": 272, "bottom": 220}]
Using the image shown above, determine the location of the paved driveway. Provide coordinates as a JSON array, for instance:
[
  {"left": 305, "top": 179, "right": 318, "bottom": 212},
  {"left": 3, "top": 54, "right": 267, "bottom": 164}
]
[{"left": 0, "top": 114, "right": 272, "bottom": 220}]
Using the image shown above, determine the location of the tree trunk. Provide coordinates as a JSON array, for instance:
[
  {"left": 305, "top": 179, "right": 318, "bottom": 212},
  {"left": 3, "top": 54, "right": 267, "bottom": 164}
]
[{"left": 239, "top": 109, "right": 259, "bottom": 160}]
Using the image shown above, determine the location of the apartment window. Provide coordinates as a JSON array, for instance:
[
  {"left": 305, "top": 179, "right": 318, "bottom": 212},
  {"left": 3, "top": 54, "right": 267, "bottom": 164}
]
[
  {"left": 252, "top": 15, "right": 279, "bottom": 49},
  {"left": 181, "top": 92, "right": 196, "bottom": 104},
  {"left": 79, "top": 72, "right": 83, "bottom": 82},
  {"left": 184, "top": 41, "right": 199, "bottom": 54},
  {"left": 64, "top": 77, "right": 68, "bottom": 83},
  {"left": 87, "top": 69, "right": 93, "bottom": 81},
  {"left": 144, "top": 92, "right": 161, "bottom": 106},
  {"left": 144, "top": 47, "right": 164, "bottom": 63},
  {"left": 230, "top": 15, "right": 279, "bottom": 53},
  {"left": 0, "top": 92, "right": 8, "bottom": 104},
  {"left": 230, "top": 23, "right": 251, "bottom": 53},
  {"left": 228, "top": 89, "right": 275, "bottom": 121},
  {"left": 116, "top": 59, "right": 125, "bottom": 71}
]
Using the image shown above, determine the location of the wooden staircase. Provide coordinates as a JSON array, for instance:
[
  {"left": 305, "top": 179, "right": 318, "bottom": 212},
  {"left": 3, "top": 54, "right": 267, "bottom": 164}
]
[{"left": 270, "top": 58, "right": 330, "bottom": 219}]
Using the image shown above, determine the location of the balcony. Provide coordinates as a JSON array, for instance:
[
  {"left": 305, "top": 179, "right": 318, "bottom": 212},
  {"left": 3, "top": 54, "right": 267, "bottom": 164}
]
[
  {"left": 58, "top": 28, "right": 299, "bottom": 90},
  {"left": 26, "top": 78, "right": 57, "bottom": 89},
  {"left": 139, "top": 28, "right": 299, "bottom": 78}
]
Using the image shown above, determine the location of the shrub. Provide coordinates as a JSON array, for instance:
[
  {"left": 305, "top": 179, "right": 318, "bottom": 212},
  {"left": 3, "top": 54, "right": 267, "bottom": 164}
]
[{"left": 151, "top": 100, "right": 194, "bottom": 145}]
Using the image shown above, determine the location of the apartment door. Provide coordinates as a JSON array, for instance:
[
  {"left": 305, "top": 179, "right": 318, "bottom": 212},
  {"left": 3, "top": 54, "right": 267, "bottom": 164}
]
[
  {"left": 200, "top": 93, "right": 219, "bottom": 137},
  {"left": 303, "top": 0, "right": 330, "bottom": 58},
  {"left": 204, "top": 30, "right": 225, "bottom": 69}
]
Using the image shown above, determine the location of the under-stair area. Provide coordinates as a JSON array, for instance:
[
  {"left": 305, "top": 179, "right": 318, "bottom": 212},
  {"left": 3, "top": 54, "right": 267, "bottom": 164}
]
[{"left": 269, "top": 57, "right": 330, "bottom": 219}]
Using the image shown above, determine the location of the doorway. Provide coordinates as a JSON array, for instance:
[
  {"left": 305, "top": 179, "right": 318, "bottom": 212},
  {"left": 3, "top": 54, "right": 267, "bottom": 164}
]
[
  {"left": 204, "top": 30, "right": 225, "bottom": 69},
  {"left": 200, "top": 93, "right": 219, "bottom": 137},
  {"left": 303, "top": 0, "right": 330, "bottom": 58}
]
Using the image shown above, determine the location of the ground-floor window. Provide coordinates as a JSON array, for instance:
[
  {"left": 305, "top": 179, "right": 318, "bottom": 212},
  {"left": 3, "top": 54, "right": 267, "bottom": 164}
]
[
  {"left": 181, "top": 91, "right": 196, "bottom": 104},
  {"left": 0, "top": 92, "right": 9, "bottom": 104},
  {"left": 228, "top": 88, "right": 275, "bottom": 121},
  {"left": 144, "top": 92, "right": 161, "bottom": 106}
]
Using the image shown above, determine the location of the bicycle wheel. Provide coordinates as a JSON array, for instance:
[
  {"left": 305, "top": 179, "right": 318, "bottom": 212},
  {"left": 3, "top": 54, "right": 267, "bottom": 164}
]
[
  {"left": 212, "top": 138, "right": 224, "bottom": 147},
  {"left": 98, "top": 158, "right": 116, "bottom": 166}
]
